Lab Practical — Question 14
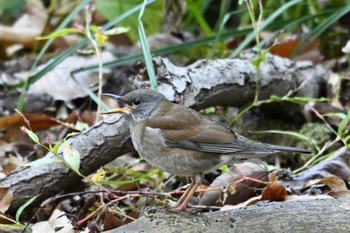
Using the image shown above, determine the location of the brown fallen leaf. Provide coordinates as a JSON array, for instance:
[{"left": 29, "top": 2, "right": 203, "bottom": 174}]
[
  {"left": 0, "top": 114, "right": 59, "bottom": 142},
  {"left": 260, "top": 182, "right": 288, "bottom": 202},
  {"left": 103, "top": 210, "right": 125, "bottom": 230},
  {"left": 328, "top": 190, "right": 350, "bottom": 199},
  {"left": 246, "top": 173, "right": 287, "bottom": 206},
  {"left": 0, "top": 188, "right": 13, "bottom": 213},
  {"left": 124, "top": 210, "right": 140, "bottom": 224},
  {"left": 321, "top": 176, "right": 348, "bottom": 191},
  {"left": 269, "top": 37, "right": 322, "bottom": 63}
]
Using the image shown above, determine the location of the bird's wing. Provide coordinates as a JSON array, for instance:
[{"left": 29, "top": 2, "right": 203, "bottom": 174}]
[{"left": 146, "top": 105, "right": 274, "bottom": 155}]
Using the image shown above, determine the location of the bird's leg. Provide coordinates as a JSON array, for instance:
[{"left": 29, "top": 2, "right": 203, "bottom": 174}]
[{"left": 174, "top": 174, "right": 203, "bottom": 211}]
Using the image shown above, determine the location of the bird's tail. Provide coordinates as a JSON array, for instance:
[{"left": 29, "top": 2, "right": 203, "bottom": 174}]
[{"left": 267, "top": 144, "right": 312, "bottom": 154}]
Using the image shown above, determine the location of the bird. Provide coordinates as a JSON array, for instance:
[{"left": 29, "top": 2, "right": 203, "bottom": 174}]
[{"left": 102, "top": 89, "right": 311, "bottom": 211}]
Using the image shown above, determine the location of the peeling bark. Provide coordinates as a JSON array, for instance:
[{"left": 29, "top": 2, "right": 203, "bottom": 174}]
[
  {"left": 106, "top": 198, "right": 350, "bottom": 233},
  {"left": 137, "top": 53, "right": 327, "bottom": 110}
]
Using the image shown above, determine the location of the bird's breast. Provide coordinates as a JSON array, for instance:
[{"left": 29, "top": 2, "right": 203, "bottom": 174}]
[{"left": 129, "top": 123, "right": 232, "bottom": 176}]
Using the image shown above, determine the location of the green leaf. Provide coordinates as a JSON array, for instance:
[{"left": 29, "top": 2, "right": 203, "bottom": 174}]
[
  {"left": 104, "top": 26, "right": 129, "bottom": 35},
  {"left": 99, "top": 169, "right": 153, "bottom": 185},
  {"left": 338, "top": 109, "right": 350, "bottom": 138},
  {"left": 23, "top": 158, "right": 59, "bottom": 167},
  {"left": 95, "top": 0, "right": 162, "bottom": 42},
  {"left": 345, "top": 135, "right": 350, "bottom": 145},
  {"left": 322, "top": 112, "right": 347, "bottom": 119},
  {"left": 16, "top": 194, "right": 40, "bottom": 222},
  {"left": 51, "top": 140, "right": 63, "bottom": 155},
  {"left": 37, "top": 28, "right": 85, "bottom": 40},
  {"left": 22, "top": 127, "right": 40, "bottom": 144},
  {"left": 75, "top": 121, "right": 89, "bottom": 131},
  {"left": 64, "top": 132, "right": 80, "bottom": 140},
  {"left": 219, "top": 164, "right": 229, "bottom": 173},
  {"left": 282, "top": 96, "right": 330, "bottom": 104},
  {"left": 63, "top": 141, "right": 80, "bottom": 171},
  {"left": 251, "top": 53, "right": 267, "bottom": 67},
  {"left": 269, "top": 95, "right": 281, "bottom": 101}
]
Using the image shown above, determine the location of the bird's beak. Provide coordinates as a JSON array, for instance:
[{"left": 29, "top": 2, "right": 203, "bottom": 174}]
[{"left": 101, "top": 93, "right": 131, "bottom": 114}]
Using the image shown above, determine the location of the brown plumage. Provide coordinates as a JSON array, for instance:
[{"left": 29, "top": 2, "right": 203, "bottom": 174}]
[{"left": 103, "top": 89, "right": 311, "bottom": 211}]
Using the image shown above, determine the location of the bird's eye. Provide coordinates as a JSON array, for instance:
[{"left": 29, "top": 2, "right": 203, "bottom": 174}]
[{"left": 131, "top": 98, "right": 142, "bottom": 106}]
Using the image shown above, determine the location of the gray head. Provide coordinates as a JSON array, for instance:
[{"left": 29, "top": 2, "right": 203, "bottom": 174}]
[{"left": 103, "top": 89, "right": 170, "bottom": 122}]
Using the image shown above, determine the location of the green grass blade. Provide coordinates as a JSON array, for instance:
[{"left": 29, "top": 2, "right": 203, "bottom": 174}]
[
  {"left": 187, "top": 0, "right": 213, "bottom": 36},
  {"left": 138, "top": 0, "right": 157, "bottom": 91},
  {"left": 337, "top": 109, "right": 350, "bottom": 138},
  {"left": 102, "top": 0, "right": 155, "bottom": 30},
  {"left": 231, "top": 0, "right": 302, "bottom": 57},
  {"left": 50, "top": 8, "right": 338, "bottom": 82},
  {"left": 31, "top": 0, "right": 90, "bottom": 71},
  {"left": 294, "top": 4, "right": 350, "bottom": 55},
  {"left": 253, "top": 129, "right": 318, "bottom": 151},
  {"left": 15, "top": 194, "right": 40, "bottom": 222}
]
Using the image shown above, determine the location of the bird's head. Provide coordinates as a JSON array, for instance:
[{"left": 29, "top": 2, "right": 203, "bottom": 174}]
[{"left": 102, "top": 89, "right": 170, "bottom": 122}]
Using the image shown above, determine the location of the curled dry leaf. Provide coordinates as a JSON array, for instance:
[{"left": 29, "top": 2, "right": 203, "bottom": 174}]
[
  {"left": 327, "top": 73, "right": 343, "bottom": 110},
  {"left": 321, "top": 176, "right": 348, "bottom": 192},
  {"left": 0, "top": 188, "right": 13, "bottom": 213},
  {"left": 32, "top": 209, "right": 74, "bottom": 233},
  {"left": 245, "top": 173, "right": 288, "bottom": 206},
  {"left": 279, "top": 147, "right": 350, "bottom": 191},
  {"left": 0, "top": 0, "right": 47, "bottom": 48},
  {"left": 328, "top": 190, "right": 350, "bottom": 199},
  {"left": 320, "top": 175, "right": 350, "bottom": 199},
  {"left": 103, "top": 210, "right": 125, "bottom": 230}
]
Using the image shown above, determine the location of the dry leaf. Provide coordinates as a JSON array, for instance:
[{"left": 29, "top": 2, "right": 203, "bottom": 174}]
[
  {"left": 245, "top": 174, "right": 287, "bottom": 206},
  {"left": 124, "top": 210, "right": 140, "bottom": 224},
  {"left": 0, "top": 188, "right": 13, "bottom": 213},
  {"left": 321, "top": 176, "right": 348, "bottom": 191},
  {"left": 0, "top": 114, "right": 59, "bottom": 142},
  {"left": 260, "top": 183, "right": 288, "bottom": 202},
  {"left": 32, "top": 209, "right": 74, "bottom": 233},
  {"left": 279, "top": 147, "right": 350, "bottom": 191},
  {"left": 328, "top": 190, "right": 350, "bottom": 199},
  {"left": 13, "top": 51, "right": 114, "bottom": 103},
  {"left": 269, "top": 37, "right": 321, "bottom": 63},
  {"left": 327, "top": 73, "right": 344, "bottom": 110},
  {"left": 199, "top": 161, "right": 268, "bottom": 206},
  {"left": 0, "top": 0, "right": 47, "bottom": 48},
  {"left": 103, "top": 210, "right": 125, "bottom": 230}
]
